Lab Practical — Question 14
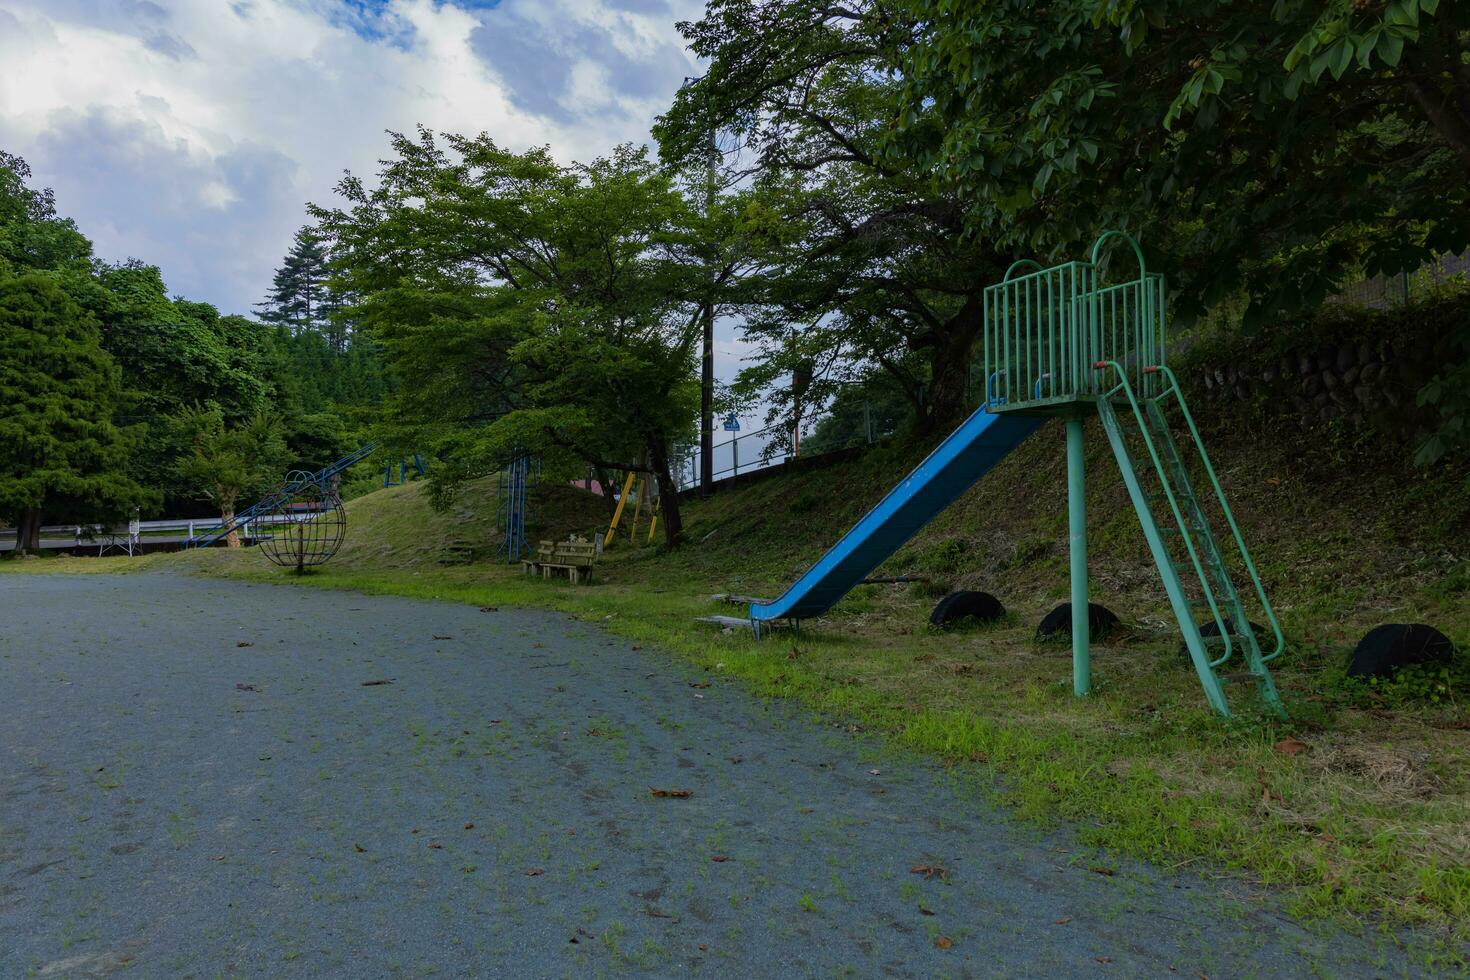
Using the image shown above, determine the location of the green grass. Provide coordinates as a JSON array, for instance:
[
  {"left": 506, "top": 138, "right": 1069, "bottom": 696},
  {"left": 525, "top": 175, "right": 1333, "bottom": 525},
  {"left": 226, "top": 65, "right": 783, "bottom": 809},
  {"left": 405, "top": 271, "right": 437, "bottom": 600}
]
[{"left": 8, "top": 412, "right": 1470, "bottom": 957}]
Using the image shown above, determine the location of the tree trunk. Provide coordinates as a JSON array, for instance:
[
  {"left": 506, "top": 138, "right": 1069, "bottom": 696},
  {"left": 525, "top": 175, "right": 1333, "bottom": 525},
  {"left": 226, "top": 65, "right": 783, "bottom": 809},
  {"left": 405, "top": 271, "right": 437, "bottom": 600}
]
[
  {"left": 220, "top": 500, "right": 241, "bottom": 549},
  {"left": 591, "top": 464, "right": 620, "bottom": 523},
  {"left": 647, "top": 436, "right": 683, "bottom": 547},
  {"left": 920, "top": 313, "right": 977, "bottom": 435},
  {"left": 15, "top": 508, "right": 42, "bottom": 556}
]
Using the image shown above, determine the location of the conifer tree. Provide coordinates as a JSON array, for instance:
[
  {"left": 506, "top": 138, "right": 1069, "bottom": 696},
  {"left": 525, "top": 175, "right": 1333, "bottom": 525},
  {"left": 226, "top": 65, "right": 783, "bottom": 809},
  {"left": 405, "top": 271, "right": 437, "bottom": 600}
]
[
  {"left": 257, "top": 225, "right": 337, "bottom": 343},
  {"left": 0, "top": 274, "right": 152, "bottom": 554}
]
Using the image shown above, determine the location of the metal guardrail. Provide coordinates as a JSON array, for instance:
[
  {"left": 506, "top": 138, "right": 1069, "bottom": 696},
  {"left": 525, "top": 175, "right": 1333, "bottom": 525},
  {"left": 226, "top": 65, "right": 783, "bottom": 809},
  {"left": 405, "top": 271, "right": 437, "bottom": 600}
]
[{"left": 0, "top": 515, "right": 301, "bottom": 549}]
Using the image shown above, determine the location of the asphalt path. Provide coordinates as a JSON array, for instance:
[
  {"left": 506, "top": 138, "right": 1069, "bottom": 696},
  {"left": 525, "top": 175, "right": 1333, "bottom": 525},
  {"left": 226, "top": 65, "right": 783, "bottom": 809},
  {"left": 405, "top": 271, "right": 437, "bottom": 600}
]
[{"left": 0, "top": 573, "right": 1421, "bottom": 977}]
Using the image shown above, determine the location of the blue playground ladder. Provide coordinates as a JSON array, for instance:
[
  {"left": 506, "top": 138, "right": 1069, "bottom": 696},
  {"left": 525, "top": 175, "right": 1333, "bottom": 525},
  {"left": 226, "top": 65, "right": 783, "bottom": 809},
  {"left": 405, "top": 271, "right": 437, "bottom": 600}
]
[
  {"left": 188, "top": 443, "right": 377, "bottom": 550},
  {"left": 496, "top": 453, "right": 538, "bottom": 562}
]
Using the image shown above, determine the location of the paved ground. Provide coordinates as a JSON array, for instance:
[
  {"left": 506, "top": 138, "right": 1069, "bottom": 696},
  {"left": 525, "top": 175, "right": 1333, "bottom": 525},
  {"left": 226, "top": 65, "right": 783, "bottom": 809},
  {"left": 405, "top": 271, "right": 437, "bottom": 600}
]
[{"left": 0, "top": 572, "right": 1421, "bottom": 978}]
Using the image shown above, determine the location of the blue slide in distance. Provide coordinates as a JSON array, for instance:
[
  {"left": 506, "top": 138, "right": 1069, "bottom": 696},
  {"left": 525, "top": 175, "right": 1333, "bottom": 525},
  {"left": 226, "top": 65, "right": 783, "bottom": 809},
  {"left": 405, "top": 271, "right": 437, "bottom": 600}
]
[{"left": 750, "top": 407, "right": 1043, "bottom": 626}]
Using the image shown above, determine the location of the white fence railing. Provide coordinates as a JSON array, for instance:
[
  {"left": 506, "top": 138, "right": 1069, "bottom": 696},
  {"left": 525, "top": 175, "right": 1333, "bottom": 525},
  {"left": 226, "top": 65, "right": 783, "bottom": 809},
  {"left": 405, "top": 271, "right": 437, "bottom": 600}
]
[{"left": 0, "top": 514, "right": 299, "bottom": 550}]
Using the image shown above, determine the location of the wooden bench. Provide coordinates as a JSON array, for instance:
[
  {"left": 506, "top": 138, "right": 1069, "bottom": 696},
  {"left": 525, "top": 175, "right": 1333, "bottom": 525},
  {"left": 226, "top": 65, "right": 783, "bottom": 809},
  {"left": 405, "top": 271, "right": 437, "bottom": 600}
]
[
  {"left": 521, "top": 540, "right": 556, "bottom": 576},
  {"left": 524, "top": 537, "right": 597, "bottom": 584}
]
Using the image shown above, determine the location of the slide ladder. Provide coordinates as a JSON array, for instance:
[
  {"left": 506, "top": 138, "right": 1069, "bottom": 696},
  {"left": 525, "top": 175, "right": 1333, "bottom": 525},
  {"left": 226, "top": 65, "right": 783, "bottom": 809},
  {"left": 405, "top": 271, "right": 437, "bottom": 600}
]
[
  {"left": 1094, "top": 362, "right": 1285, "bottom": 718},
  {"left": 188, "top": 443, "right": 378, "bottom": 550}
]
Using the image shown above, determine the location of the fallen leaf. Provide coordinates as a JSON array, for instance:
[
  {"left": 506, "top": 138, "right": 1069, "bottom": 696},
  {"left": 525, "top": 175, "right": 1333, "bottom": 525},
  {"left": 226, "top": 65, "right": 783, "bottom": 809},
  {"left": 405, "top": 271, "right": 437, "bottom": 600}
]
[
  {"left": 1316, "top": 832, "right": 1336, "bottom": 844},
  {"left": 479, "top": 606, "right": 498, "bottom": 612},
  {"left": 1095, "top": 956, "right": 1113, "bottom": 964},
  {"left": 1273, "top": 738, "right": 1309, "bottom": 757},
  {"left": 235, "top": 683, "right": 258, "bottom": 692},
  {"left": 910, "top": 864, "right": 949, "bottom": 880},
  {"left": 631, "top": 645, "right": 642, "bottom": 651},
  {"left": 1055, "top": 916, "right": 1072, "bottom": 925},
  {"left": 934, "top": 936, "right": 952, "bottom": 950},
  {"left": 919, "top": 906, "right": 936, "bottom": 916},
  {"left": 236, "top": 641, "right": 254, "bottom": 648},
  {"left": 464, "top": 822, "right": 475, "bottom": 830},
  {"left": 361, "top": 679, "right": 394, "bottom": 687},
  {"left": 650, "top": 788, "right": 693, "bottom": 798},
  {"left": 432, "top": 635, "right": 453, "bottom": 641},
  {"left": 728, "top": 756, "right": 743, "bottom": 764},
  {"left": 697, "top": 943, "right": 708, "bottom": 951},
  {"left": 711, "top": 855, "right": 728, "bottom": 863},
  {"left": 524, "top": 868, "right": 545, "bottom": 876},
  {"left": 913, "top": 653, "right": 936, "bottom": 663},
  {"left": 1090, "top": 866, "right": 1115, "bottom": 877},
  {"left": 427, "top": 842, "right": 443, "bottom": 849},
  {"left": 688, "top": 681, "right": 711, "bottom": 689},
  {"left": 353, "top": 843, "right": 366, "bottom": 853}
]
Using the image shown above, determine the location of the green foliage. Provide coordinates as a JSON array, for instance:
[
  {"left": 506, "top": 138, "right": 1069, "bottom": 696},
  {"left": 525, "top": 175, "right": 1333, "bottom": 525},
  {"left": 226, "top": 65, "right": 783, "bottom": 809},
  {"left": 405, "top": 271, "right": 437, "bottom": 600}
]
[
  {"left": 1333, "top": 658, "right": 1470, "bottom": 710},
  {"left": 314, "top": 135, "right": 709, "bottom": 541},
  {"left": 0, "top": 274, "right": 154, "bottom": 546},
  {"left": 170, "top": 403, "right": 287, "bottom": 524},
  {"left": 0, "top": 152, "right": 92, "bottom": 278},
  {"left": 885, "top": 0, "right": 1470, "bottom": 324},
  {"left": 802, "top": 367, "right": 916, "bottom": 454},
  {"left": 257, "top": 225, "right": 353, "bottom": 351},
  {"left": 656, "top": 2, "right": 1014, "bottom": 431}
]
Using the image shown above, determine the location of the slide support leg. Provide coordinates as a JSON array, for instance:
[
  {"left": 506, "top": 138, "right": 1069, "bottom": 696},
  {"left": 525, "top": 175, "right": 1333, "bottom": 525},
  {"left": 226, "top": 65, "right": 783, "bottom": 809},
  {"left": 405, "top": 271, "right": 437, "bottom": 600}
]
[{"left": 1067, "top": 416, "right": 1090, "bottom": 697}]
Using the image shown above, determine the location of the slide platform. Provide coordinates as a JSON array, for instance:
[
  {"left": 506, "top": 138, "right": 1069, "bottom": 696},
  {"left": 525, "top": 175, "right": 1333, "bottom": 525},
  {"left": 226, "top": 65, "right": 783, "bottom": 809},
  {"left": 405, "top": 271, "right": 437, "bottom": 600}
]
[{"left": 750, "top": 407, "right": 1042, "bottom": 624}]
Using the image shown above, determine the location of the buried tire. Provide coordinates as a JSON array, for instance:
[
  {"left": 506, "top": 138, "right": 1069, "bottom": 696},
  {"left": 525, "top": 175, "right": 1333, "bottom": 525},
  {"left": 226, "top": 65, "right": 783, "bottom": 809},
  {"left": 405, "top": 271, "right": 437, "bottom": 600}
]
[
  {"left": 1036, "top": 602, "right": 1119, "bottom": 641},
  {"left": 929, "top": 591, "right": 1005, "bottom": 629},
  {"left": 1178, "top": 618, "right": 1265, "bottom": 660},
  {"left": 1347, "top": 624, "right": 1456, "bottom": 679}
]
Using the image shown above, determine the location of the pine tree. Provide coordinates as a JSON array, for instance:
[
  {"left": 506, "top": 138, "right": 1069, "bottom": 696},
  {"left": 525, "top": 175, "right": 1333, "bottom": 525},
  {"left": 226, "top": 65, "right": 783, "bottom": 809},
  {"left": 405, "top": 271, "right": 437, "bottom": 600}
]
[
  {"left": 257, "top": 225, "right": 334, "bottom": 341},
  {"left": 0, "top": 274, "right": 153, "bottom": 554}
]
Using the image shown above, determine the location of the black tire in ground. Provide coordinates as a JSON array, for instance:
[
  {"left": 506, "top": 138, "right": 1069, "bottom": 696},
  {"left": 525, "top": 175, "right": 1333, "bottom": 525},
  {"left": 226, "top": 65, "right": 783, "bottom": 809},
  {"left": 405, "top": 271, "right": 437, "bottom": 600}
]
[
  {"left": 1347, "top": 624, "right": 1457, "bottom": 678},
  {"left": 1178, "top": 618, "right": 1266, "bottom": 661},
  {"left": 929, "top": 591, "right": 1005, "bottom": 629},
  {"left": 1036, "top": 602, "right": 1120, "bottom": 641}
]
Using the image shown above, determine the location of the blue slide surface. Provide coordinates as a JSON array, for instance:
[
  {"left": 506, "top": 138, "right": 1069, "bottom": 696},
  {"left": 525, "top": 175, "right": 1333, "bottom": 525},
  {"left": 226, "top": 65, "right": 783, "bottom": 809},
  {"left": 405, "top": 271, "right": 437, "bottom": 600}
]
[{"left": 750, "top": 407, "right": 1042, "bottom": 624}]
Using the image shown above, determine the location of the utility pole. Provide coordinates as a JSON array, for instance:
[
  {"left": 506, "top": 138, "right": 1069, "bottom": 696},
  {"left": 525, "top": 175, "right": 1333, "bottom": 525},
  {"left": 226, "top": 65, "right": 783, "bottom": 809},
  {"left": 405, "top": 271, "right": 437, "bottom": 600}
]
[{"left": 699, "top": 124, "right": 717, "bottom": 496}]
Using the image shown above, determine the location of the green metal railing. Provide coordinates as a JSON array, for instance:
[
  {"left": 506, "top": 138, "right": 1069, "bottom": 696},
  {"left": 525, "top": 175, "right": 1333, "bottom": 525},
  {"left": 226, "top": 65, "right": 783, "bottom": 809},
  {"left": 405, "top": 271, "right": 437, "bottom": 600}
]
[
  {"left": 1094, "top": 360, "right": 1286, "bottom": 718},
  {"left": 983, "top": 231, "right": 1166, "bottom": 411}
]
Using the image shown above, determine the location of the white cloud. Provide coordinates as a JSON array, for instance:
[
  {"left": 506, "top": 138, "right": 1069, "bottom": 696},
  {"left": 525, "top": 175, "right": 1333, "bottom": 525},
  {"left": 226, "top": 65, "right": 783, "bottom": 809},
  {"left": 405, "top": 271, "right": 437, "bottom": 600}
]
[{"left": 0, "top": 0, "right": 702, "bottom": 313}]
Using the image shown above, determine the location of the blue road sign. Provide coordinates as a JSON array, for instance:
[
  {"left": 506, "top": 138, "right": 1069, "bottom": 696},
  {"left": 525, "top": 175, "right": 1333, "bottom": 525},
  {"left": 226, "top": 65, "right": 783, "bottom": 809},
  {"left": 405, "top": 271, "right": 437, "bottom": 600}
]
[{"left": 722, "top": 415, "right": 740, "bottom": 432}]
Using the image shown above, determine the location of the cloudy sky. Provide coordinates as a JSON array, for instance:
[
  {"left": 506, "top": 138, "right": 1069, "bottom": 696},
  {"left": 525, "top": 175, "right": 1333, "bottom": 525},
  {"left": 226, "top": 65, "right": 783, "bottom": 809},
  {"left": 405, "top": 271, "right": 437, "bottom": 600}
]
[{"left": 0, "top": 0, "right": 708, "bottom": 318}]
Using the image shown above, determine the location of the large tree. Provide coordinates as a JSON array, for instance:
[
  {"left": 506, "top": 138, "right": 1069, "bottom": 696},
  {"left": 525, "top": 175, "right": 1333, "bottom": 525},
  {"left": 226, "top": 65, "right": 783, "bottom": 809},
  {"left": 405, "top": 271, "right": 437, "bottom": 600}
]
[
  {"left": 884, "top": 0, "right": 1469, "bottom": 322},
  {"left": 314, "top": 135, "right": 707, "bottom": 544},
  {"left": 171, "top": 405, "right": 286, "bottom": 548},
  {"left": 656, "top": 0, "right": 1023, "bottom": 432},
  {"left": 0, "top": 152, "right": 92, "bottom": 278},
  {"left": 0, "top": 274, "right": 152, "bottom": 554},
  {"left": 257, "top": 225, "right": 352, "bottom": 350},
  {"left": 658, "top": 0, "right": 1470, "bottom": 433}
]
